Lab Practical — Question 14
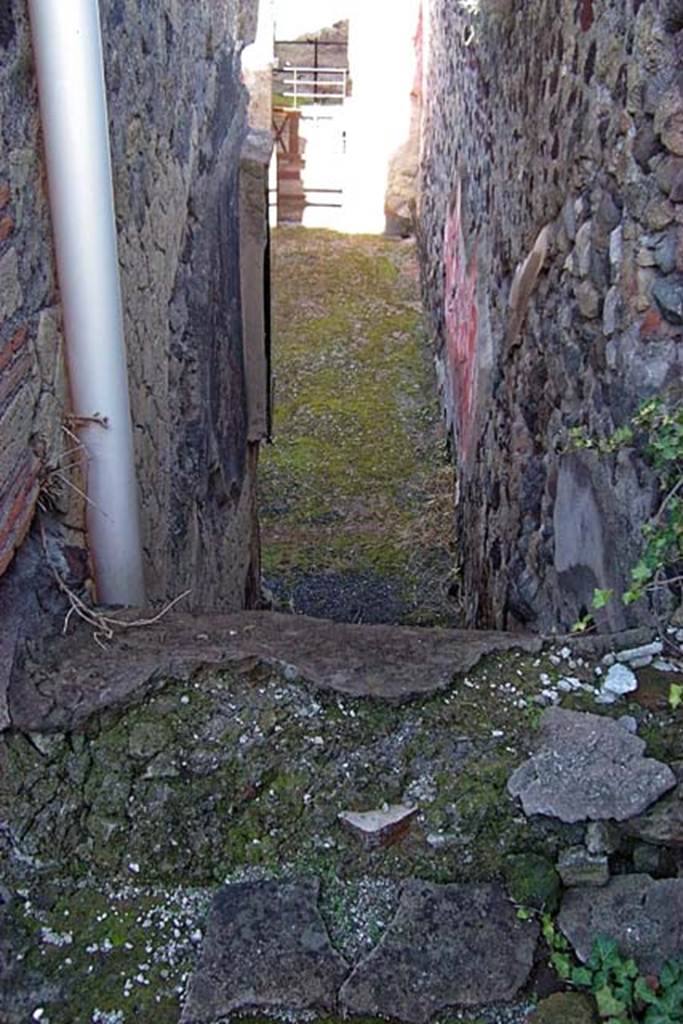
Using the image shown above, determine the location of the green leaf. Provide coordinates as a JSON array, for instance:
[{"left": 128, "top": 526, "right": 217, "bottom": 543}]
[
  {"left": 595, "top": 984, "right": 627, "bottom": 1018},
  {"left": 551, "top": 951, "right": 572, "bottom": 980},
  {"left": 661, "top": 958, "right": 683, "bottom": 988},
  {"left": 635, "top": 976, "right": 658, "bottom": 1005},
  {"left": 516, "top": 907, "right": 532, "bottom": 921},
  {"left": 593, "top": 588, "right": 614, "bottom": 609},
  {"left": 594, "top": 936, "right": 622, "bottom": 967},
  {"left": 631, "top": 559, "right": 654, "bottom": 585},
  {"left": 669, "top": 684, "right": 683, "bottom": 711},
  {"left": 571, "top": 966, "right": 594, "bottom": 988}
]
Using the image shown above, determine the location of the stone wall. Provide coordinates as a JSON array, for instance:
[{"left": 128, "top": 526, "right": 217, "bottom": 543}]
[
  {"left": 419, "top": 0, "right": 683, "bottom": 632},
  {"left": 0, "top": 0, "right": 263, "bottom": 637}
]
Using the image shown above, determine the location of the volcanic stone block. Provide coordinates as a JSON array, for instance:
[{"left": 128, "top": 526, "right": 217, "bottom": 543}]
[
  {"left": 623, "top": 782, "right": 683, "bottom": 847},
  {"left": 339, "top": 881, "right": 538, "bottom": 1023},
  {"left": 180, "top": 880, "right": 348, "bottom": 1023},
  {"left": 507, "top": 708, "right": 675, "bottom": 823},
  {"left": 558, "top": 874, "right": 683, "bottom": 974}
]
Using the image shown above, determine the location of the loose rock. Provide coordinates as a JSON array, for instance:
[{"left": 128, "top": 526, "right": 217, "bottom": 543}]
[
  {"left": 602, "top": 662, "right": 638, "bottom": 698},
  {"left": 623, "top": 782, "right": 683, "bottom": 847},
  {"left": 557, "top": 846, "right": 609, "bottom": 887},
  {"left": 616, "top": 641, "right": 663, "bottom": 665},
  {"left": 338, "top": 804, "right": 417, "bottom": 849},
  {"left": 507, "top": 708, "right": 675, "bottom": 823},
  {"left": 339, "top": 881, "right": 538, "bottom": 1023}
]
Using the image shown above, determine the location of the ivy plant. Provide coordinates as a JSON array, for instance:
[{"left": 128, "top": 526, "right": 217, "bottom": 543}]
[
  {"left": 568, "top": 398, "right": 683, "bottom": 638},
  {"left": 541, "top": 914, "right": 683, "bottom": 1023}
]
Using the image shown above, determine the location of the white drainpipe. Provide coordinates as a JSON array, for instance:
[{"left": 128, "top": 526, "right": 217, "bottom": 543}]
[{"left": 28, "top": 0, "right": 145, "bottom": 605}]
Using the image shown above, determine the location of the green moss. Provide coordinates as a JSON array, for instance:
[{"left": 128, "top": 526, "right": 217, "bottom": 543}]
[
  {"left": 260, "top": 228, "right": 455, "bottom": 624},
  {"left": 4, "top": 884, "right": 208, "bottom": 1024},
  {"left": 504, "top": 853, "right": 561, "bottom": 913}
]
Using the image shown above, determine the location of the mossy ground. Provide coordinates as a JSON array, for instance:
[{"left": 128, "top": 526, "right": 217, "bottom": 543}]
[
  {"left": 260, "top": 228, "right": 457, "bottom": 624},
  {"left": 3, "top": 643, "right": 682, "bottom": 1022}
]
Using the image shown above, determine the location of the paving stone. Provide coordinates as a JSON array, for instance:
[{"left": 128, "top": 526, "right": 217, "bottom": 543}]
[
  {"left": 558, "top": 874, "right": 683, "bottom": 974},
  {"left": 8, "top": 611, "right": 542, "bottom": 732},
  {"left": 180, "top": 880, "right": 348, "bottom": 1023},
  {"left": 507, "top": 708, "right": 675, "bottom": 823},
  {"left": 339, "top": 881, "right": 538, "bottom": 1023}
]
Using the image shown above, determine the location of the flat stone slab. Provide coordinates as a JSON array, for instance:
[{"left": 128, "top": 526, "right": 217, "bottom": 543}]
[
  {"left": 180, "top": 880, "right": 347, "bottom": 1023},
  {"left": 339, "top": 881, "right": 539, "bottom": 1023},
  {"left": 8, "top": 610, "right": 541, "bottom": 732},
  {"left": 507, "top": 708, "right": 675, "bottom": 822},
  {"left": 558, "top": 874, "right": 683, "bottom": 974}
]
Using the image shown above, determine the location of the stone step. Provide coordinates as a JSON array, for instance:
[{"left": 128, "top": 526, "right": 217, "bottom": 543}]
[
  {"left": 179, "top": 877, "right": 539, "bottom": 1024},
  {"left": 178, "top": 872, "right": 683, "bottom": 1023},
  {"left": 7, "top": 609, "right": 541, "bottom": 733}
]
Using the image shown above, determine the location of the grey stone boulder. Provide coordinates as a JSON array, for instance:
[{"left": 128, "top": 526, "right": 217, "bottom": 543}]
[
  {"left": 558, "top": 874, "right": 683, "bottom": 974},
  {"left": 507, "top": 708, "right": 675, "bottom": 823},
  {"left": 339, "top": 881, "right": 538, "bottom": 1023},
  {"left": 180, "top": 880, "right": 348, "bottom": 1023},
  {"left": 623, "top": 782, "right": 683, "bottom": 847}
]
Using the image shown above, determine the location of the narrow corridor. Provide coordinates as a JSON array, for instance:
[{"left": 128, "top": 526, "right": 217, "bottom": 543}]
[{"left": 259, "top": 228, "right": 456, "bottom": 625}]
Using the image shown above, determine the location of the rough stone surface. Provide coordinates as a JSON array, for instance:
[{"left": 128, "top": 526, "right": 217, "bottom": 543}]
[
  {"left": 530, "top": 992, "right": 597, "bottom": 1024},
  {"left": 585, "top": 821, "right": 621, "bottom": 855},
  {"left": 507, "top": 708, "right": 676, "bottom": 822},
  {"left": 0, "top": 0, "right": 262, "bottom": 621},
  {"left": 7, "top": 610, "right": 542, "bottom": 732},
  {"left": 180, "top": 880, "right": 348, "bottom": 1022},
  {"left": 653, "top": 274, "right": 683, "bottom": 324},
  {"left": 557, "top": 846, "right": 609, "bottom": 887},
  {"left": 623, "top": 783, "right": 683, "bottom": 847},
  {"left": 559, "top": 874, "right": 683, "bottom": 974},
  {"left": 418, "top": 0, "right": 683, "bottom": 633},
  {"left": 339, "top": 881, "right": 539, "bottom": 1023}
]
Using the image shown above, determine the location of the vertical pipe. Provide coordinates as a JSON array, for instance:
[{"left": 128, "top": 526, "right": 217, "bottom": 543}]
[{"left": 28, "top": 0, "right": 145, "bottom": 605}]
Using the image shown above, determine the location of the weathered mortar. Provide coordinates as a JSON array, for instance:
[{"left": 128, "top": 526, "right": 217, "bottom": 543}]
[
  {"left": 0, "top": 0, "right": 262, "bottom": 643},
  {"left": 419, "top": 0, "right": 683, "bottom": 632}
]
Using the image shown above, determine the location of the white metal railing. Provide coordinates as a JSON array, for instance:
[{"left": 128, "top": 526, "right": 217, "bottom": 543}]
[{"left": 277, "top": 67, "right": 348, "bottom": 108}]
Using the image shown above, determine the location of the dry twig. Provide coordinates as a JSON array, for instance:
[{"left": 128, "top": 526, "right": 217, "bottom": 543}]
[{"left": 39, "top": 521, "right": 190, "bottom": 647}]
